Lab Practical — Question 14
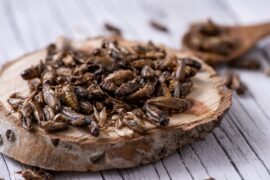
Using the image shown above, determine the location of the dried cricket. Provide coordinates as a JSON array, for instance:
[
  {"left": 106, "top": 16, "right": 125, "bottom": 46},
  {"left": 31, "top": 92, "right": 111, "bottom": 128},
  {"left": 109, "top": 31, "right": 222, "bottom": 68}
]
[
  {"left": 144, "top": 103, "right": 169, "bottom": 126},
  {"left": 187, "top": 19, "right": 240, "bottom": 56},
  {"left": 42, "top": 83, "right": 61, "bottom": 111},
  {"left": 8, "top": 38, "right": 201, "bottom": 137},
  {"left": 150, "top": 20, "right": 169, "bottom": 33},
  {"left": 147, "top": 96, "right": 190, "bottom": 112},
  {"left": 85, "top": 116, "right": 100, "bottom": 137},
  {"left": 60, "top": 84, "right": 80, "bottom": 111},
  {"left": 43, "top": 105, "right": 55, "bottom": 121},
  {"left": 41, "top": 119, "right": 68, "bottom": 132},
  {"left": 104, "top": 22, "right": 122, "bottom": 36},
  {"left": 122, "top": 112, "right": 146, "bottom": 133},
  {"left": 224, "top": 71, "right": 247, "bottom": 95},
  {"left": 79, "top": 100, "right": 93, "bottom": 114},
  {"left": 17, "top": 168, "right": 53, "bottom": 180}
]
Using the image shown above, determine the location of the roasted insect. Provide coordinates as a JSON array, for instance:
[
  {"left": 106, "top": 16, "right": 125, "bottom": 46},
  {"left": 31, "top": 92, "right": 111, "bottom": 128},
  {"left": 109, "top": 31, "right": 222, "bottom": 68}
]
[
  {"left": 8, "top": 38, "right": 201, "bottom": 137},
  {"left": 17, "top": 168, "right": 53, "bottom": 180},
  {"left": 104, "top": 22, "right": 122, "bottom": 36},
  {"left": 150, "top": 20, "right": 169, "bottom": 33},
  {"left": 147, "top": 96, "right": 191, "bottom": 112},
  {"left": 186, "top": 19, "right": 240, "bottom": 56},
  {"left": 122, "top": 112, "right": 146, "bottom": 133},
  {"left": 62, "top": 106, "right": 86, "bottom": 126},
  {"left": 60, "top": 84, "right": 80, "bottom": 111},
  {"left": 42, "top": 83, "right": 61, "bottom": 111},
  {"left": 144, "top": 103, "right": 169, "bottom": 126}
]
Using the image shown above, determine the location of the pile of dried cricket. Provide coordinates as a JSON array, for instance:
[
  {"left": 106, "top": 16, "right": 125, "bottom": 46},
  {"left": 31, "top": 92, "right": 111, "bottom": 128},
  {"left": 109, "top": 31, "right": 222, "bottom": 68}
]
[
  {"left": 7, "top": 38, "right": 201, "bottom": 137},
  {"left": 187, "top": 20, "right": 240, "bottom": 56}
]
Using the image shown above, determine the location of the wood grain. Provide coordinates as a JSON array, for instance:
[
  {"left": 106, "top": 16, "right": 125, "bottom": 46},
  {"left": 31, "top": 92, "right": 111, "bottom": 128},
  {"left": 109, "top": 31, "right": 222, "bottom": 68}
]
[{"left": 0, "top": 0, "right": 270, "bottom": 179}]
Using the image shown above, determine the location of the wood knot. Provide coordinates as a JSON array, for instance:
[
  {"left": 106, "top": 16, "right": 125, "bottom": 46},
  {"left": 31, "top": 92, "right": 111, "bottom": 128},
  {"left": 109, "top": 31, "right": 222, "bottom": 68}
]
[
  {"left": 6, "top": 129, "right": 15, "bottom": 142},
  {"left": 89, "top": 151, "right": 106, "bottom": 165},
  {"left": 50, "top": 138, "right": 60, "bottom": 147}
]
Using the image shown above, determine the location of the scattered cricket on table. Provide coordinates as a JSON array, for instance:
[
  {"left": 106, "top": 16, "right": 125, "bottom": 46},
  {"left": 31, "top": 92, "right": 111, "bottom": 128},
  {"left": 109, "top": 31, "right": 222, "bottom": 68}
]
[{"left": 7, "top": 38, "right": 201, "bottom": 137}]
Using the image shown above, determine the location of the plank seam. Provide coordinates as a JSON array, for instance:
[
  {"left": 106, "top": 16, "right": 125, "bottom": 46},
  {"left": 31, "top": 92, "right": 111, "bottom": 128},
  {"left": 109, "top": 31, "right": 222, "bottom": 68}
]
[
  {"left": 100, "top": 172, "right": 106, "bottom": 180},
  {"left": 218, "top": 126, "right": 248, "bottom": 160},
  {"left": 177, "top": 151, "right": 195, "bottom": 180},
  {"left": 152, "top": 163, "right": 161, "bottom": 180},
  {"left": 160, "top": 160, "right": 172, "bottom": 180},
  {"left": 189, "top": 145, "right": 210, "bottom": 177},
  {"left": 116, "top": 169, "right": 125, "bottom": 180}
]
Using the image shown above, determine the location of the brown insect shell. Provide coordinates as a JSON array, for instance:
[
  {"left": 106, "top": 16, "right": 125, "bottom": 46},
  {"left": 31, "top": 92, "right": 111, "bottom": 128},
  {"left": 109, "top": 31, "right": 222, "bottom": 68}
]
[{"left": 60, "top": 84, "right": 80, "bottom": 111}]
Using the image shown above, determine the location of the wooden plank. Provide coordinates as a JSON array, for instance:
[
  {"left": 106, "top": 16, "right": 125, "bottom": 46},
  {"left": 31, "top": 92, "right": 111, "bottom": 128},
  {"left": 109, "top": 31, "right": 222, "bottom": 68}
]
[
  {"left": 230, "top": 96, "right": 270, "bottom": 165},
  {"left": 111, "top": 0, "right": 173, "bottom": 45},
  {"left": 215, "top": 115, "right": 270, "bottom": 179},
  {"left": 101, "top": 170, "right": 124, "bottom": 180},
  {"left": 191, "top": 135, "right": 242, "bottom": 180},
  {"left": 0, "top": 156, "right": 24, "bottom": 180},
  {"left": 216, "top": 0, "right": 270, "bottom": 176},
  {"left": 178, "top": 146, "right": 209, "bottom": 179}
]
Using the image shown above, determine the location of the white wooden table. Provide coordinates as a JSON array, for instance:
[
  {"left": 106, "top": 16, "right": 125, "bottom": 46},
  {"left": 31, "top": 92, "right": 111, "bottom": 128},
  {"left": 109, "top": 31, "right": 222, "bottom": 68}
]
[{"left": 1, "top": 0, "right": 270, "bottom": 179}]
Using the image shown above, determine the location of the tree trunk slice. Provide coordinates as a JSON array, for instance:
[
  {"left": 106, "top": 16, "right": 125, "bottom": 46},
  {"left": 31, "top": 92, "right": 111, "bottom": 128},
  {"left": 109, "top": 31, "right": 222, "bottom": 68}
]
[{"left": 0, "top": 37, "right": 232, "bottom": 171}]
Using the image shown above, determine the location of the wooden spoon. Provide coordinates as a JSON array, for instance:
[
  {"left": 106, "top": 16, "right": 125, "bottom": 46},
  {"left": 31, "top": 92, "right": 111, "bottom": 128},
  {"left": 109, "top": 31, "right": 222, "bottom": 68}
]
[{"left": 182, "top": 22, "right": 270, "bottom": 65}]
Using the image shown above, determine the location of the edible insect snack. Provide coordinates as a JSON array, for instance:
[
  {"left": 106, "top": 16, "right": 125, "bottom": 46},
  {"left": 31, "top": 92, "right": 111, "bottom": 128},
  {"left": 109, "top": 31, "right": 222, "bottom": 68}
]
[
  {"left": 0, "top": 36, "right": 232, "bottom": 171},
  {"left": 7, "top": 38, "right": 201, "bottom": 137},
  {"left": 104, "top": 23, "right": 122, "bottom": 36},
  {"left": 185, "top": 20, "right": 240, "bottom": 56},
  {"left": 224, "top": 71, "right": 247, "bottom": 95},
  {"left": 150, "top": 20, "right": 169, "bottom": 33},
  {"left": 17, "top": 169, "right": 52, "bottom": 180}
]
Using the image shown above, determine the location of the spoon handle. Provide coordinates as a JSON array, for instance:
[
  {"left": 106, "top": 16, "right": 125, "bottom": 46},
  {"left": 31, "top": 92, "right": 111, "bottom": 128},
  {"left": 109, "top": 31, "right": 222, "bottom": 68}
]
[{"left": 244, "top": 22, "right": 270, "bottom": 41}]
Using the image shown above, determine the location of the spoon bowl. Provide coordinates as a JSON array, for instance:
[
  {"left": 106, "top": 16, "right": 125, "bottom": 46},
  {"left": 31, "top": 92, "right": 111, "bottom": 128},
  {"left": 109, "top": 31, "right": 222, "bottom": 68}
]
[{"left": 182, "top": 22, "right": 270, "bottom": 65}]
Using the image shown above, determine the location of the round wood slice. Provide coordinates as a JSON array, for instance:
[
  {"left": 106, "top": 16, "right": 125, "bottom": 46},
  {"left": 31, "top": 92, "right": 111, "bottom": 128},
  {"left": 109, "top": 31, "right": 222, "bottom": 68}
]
[{"left": 0, "top": 37, "right": 232, "bottom": 171}]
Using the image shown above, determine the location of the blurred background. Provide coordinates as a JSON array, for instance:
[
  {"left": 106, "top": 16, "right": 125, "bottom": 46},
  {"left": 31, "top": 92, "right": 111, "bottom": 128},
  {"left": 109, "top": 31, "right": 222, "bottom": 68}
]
[
  {"left": 1, "top": 0, "right": 270, "bottom": 62},
  {"left": 1, "top": 0, "right": 270, "bottom": 180}
]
